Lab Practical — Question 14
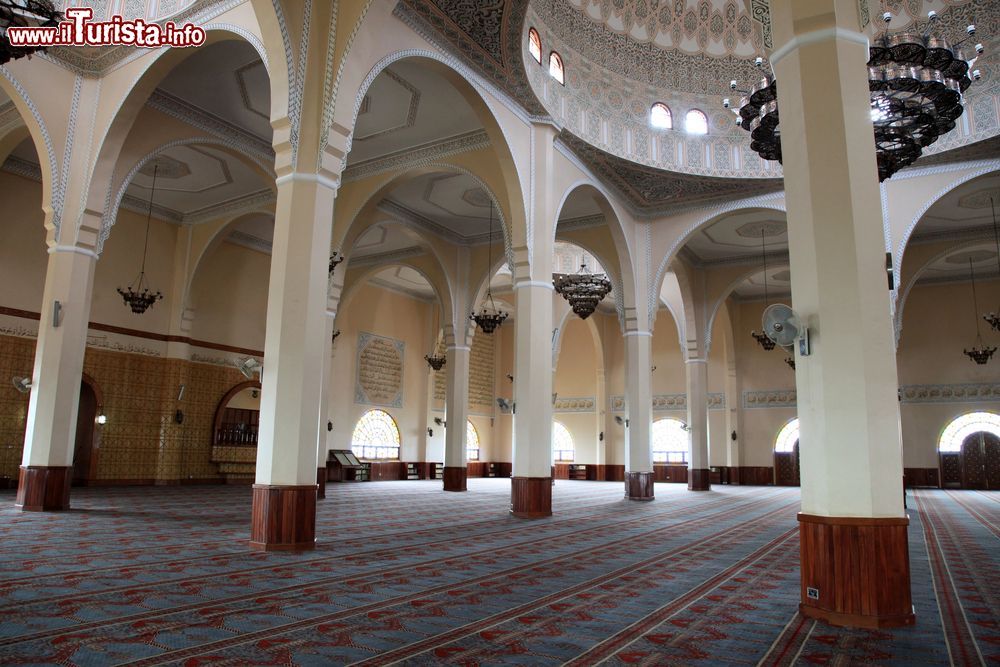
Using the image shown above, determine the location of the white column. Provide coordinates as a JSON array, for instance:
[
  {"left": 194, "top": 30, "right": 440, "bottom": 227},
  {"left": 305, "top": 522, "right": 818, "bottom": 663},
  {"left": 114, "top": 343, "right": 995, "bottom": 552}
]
[
  {"left": 624, "top": 330, "right": 654, "bottom": 499},
  {"left": 443, "top": 339, "right": 470, "bottom": 491},
  {"left": 315, "top": 310, "right": 336, "bottom": 498},
  {"left": 17, "top": 246, "right": 98, "bottom": 510},
  {"left": 251, "top": 173, "right": 336, "bottom": 550},
  {"left": 685, "top": 357, "right": 710, "bottom": 490},
  {"left": 510, "top": 280, "right": 554, "bottom": 516},
  {"left": 770, "top": 0, "right": 911, "bottom": 627}
]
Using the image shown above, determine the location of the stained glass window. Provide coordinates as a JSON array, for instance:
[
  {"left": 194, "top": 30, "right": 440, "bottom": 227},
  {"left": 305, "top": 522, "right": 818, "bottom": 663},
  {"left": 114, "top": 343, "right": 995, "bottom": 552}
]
[
  {"left": 553, "top": 421, "right": 574, "bottom": 462},
  {"left": 652, "top": 418, "right": 689, "bottom": 463},
  {"left": 467, "top": 420, "right": 480, "bottom": 461},
  {"left": 528, "top": 28, "right": 542, "bottom": 64},
  {"left": 651, "top": 103, "right": 672, "bottom": 129},
  {"left": 939, "top": 412, "right": 1000, "bottom": 452},
  {"left": 549, "top": 51, "right": 565, "bottom": 85},
  {"left": 775, "top": 418, "right": 800, "bottom": 453},
  {"left": 685, "top": 109, "right": 708, "bottom": 135},
  {"left": 351, "top": 409, "right": 400, "bottom": 460}
]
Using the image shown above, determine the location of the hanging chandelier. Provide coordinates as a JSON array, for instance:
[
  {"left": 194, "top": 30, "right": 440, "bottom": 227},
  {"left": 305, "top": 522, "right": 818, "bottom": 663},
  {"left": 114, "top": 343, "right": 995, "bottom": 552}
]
[
  {"left": 726, "top": 11, "right": 984, "bottom": 181},
  {"left": 785, "top": 356, "right": 796, "bottom": 370},
  {"left": 329, "top": 250, "right": 344, "bottom": 276},
  {"left": 117, "top": 164, "right": 163, "bottom": 315},
  {"left": 0, "top": 1, "right": 62, "bottom": 65},
  {"left": 983, "top": 196, "right": 1000, "bottom": 332},
  {"left": 470, "top": 202, "right": 508, "bottom": 334},
  {"left": 750, "top": 230, "right": 776, "bottom": 351},
  {"left": 964, "top": 257, "right": 996, "bottom": 365},
  {"left": 553, "top": 261, "right": 612, "bottom": 320},
  {"left": 424, "top": 353, "right": 446, "bottom": 371}
]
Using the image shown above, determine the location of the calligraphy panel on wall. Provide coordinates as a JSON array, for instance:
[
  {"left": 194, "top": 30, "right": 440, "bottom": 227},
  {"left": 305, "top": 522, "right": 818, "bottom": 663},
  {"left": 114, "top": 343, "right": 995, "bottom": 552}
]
[{"left": 355, "top": 332, "right": 405, "bottom": 408}]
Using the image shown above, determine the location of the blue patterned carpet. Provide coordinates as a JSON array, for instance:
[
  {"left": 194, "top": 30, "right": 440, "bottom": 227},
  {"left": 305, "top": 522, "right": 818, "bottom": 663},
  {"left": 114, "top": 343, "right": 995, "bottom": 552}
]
[{"left": 0, "top": 481, "right": 995, "bottom": 666}]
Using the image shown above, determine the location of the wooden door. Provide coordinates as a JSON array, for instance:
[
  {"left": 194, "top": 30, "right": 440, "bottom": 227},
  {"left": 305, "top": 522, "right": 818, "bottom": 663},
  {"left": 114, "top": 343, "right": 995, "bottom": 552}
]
[
  {"left": 72, "top": 381, "right": 97, "bottom": 485},
  {"left": 774, "top": 441, "right": 800, "bottom": 486},
  {"left": 984, "top": 433, "right": 1000, "bottom": 490},
  {"left": 960, "top": 432, "right": 990, "bottom": 490}
]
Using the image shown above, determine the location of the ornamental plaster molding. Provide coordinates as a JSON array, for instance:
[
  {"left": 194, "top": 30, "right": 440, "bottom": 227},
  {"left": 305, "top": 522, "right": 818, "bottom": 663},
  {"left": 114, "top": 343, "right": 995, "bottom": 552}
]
[
  {"left": 348, "top": 245, "right": 428, "bottom": 268},
  {"left": 899, "top": 382, "right": 1000, "bottom": 404},
  {"left": 609, "top": 392, "right": 726, "bottom": 412},
  {"left": 553, "top": 396, "right": 596, "bottom": 413},
  {"left": 147, "top": 90, "right": 274, "bottom": 161},
  {"left": 342, "top": 130, "right": 490, "bottom": 183},
  {"left": 0, "top": 66, "right": 59, "bottom": 235},
  {"left": 742, "top": 389, "right": 796, "bottom": 409}
]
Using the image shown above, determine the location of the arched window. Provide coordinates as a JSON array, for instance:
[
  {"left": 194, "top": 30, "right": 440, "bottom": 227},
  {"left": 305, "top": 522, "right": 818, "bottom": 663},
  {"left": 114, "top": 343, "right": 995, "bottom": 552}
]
[
  {"left": 467, "top": 420, "right": 481, "bottom": 461},
  {"left": 775, "top": 418, "right": 800, "bottom": 453},
  {"left": 650, "top": 103, "right": 672, "bottom": 130},
  {"left": 553, "top": 421, "right": 574, "bottom": 461},
  {"left": 939, "top": 412, "right": 1000, "bottom": 452},
  {"left": 685, "top": 109, "right": 709, "bottom": 135},
  {"left": 548, "top": 51, "right": 565, "bottom": 85},
  {"left": 528, "top": 28, "right": 542, "bottom": 64},
  {"left": 351, "top": 409, "right": 400, "bottom": 460},
  {"left": 652, "top": 418, "right": 689, "bottom": 463}
]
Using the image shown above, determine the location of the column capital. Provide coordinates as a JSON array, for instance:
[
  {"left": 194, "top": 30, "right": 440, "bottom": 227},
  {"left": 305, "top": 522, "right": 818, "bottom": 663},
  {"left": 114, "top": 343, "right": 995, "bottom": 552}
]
[
  {"left": 274, "top": 171, "right": 341, "bottom": 193},
  {"left": 47, "top": 245, "right": 98, "bottom": 260},
  {"left": 513, "top": 279, "right": 554, "bottom": 291}
]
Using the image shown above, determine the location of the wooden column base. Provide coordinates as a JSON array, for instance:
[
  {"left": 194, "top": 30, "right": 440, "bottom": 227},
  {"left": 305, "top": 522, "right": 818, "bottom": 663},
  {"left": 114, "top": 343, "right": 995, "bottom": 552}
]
[
  {"left": 625, "top": 471, "right": 654, "bottom": 501},
  {"left": 510, "top": 476, "right": 552, "bottom": 518},
  {"left": 316, "top": 467, "right": 327, "bottom": 499},
  {"left": 15, "top": 466, "right": 72, "bottom": 511},
  {"left": 688, "top": 468, "right": 711, "bottom": 491},
  {"left": 798, "top": 513, "right": 914, "bottom": 629},
  {"left": 443, "top": 466, "right": 467, "bottom": 491},
  {"left": 250, "top": 484, "right": 317, "bottom": 551}
]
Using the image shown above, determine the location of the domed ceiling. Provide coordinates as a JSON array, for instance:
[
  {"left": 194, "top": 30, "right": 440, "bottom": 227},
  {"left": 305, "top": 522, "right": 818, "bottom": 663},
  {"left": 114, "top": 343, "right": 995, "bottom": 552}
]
[{"left": 401, "top": 0, "right": 1000, "bottom": 213}]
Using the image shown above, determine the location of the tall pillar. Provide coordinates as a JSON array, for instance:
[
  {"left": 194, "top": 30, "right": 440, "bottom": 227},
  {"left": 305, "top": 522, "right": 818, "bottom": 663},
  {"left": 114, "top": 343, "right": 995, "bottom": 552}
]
[
  {"left": 443, "top": 331, "right": 470, "bottom": 492},
  {"left": 251, "top": 173, "right": 335, "bottom": 551},
  {"left": 685, "top": 358, "right": 710, "bottom": 491},
  {"left": 623, "top": 330, "right": 654, "bottom": 500},
  {"left": 315, "top": 310, "right": 336, "bottom": 500},
  {"left": 17, "top": 246, "right": 97, "bottom": 511},
  {"left": 510, "top": 281, "right": 554, "bottom": 517},
  {"left": 770, "top": 0, "right": 912, "bottom": 628}
]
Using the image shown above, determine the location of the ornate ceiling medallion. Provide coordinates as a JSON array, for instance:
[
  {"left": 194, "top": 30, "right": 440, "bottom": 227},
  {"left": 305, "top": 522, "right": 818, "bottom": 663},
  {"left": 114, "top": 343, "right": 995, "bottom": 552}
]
[
  {"left": 727, "top": 12, "right": 984, "bottom": 181},
  {"left": 553, "top": 263, "right": 612, "bottom": 320}
]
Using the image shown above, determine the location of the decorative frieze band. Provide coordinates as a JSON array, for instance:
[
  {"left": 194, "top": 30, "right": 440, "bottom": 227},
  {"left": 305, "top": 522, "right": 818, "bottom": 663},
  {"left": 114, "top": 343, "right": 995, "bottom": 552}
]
[
  {"left": 742, "top": 389, "right": 796, "bottom": 409},
  {"left": 553, "top": 396, "right": 596, "bottom": 413},
  {"left": 610, "top": 392, "right": 726, "bottom": 412},
  {"left": 899, "top": 383, "right": 1000, "bottom": 404}
]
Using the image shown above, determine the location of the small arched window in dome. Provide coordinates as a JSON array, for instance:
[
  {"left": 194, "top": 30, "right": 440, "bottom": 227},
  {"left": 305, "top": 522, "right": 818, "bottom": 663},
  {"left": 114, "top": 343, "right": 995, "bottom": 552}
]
[
  {"left": 548, "top": 51, "right": 565, "bottom": 85},
  {"left": 685, "top": 109, "right": 709, "bottom": 135},
  {"left": 528, "top": 28, "right": 542, "bottom": 64},
  {"left": 650, "top": 103, "right": 672, "bottom": 130}
]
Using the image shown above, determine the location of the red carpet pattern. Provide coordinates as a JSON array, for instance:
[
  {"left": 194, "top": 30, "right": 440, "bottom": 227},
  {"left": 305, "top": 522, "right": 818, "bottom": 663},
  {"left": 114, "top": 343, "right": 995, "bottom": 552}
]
[{"left": 0, "top": 481, "right": 995, "bottom": 666}]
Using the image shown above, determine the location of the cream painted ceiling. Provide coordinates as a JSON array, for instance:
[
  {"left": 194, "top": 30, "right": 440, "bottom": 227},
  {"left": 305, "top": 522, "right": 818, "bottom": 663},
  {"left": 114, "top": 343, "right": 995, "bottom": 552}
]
[
  {"left": 912, "top": 173, "right": 1000, "bottom": 238},
  {"left": 683, "top": 208, "right": 788, "bottom": 266}
]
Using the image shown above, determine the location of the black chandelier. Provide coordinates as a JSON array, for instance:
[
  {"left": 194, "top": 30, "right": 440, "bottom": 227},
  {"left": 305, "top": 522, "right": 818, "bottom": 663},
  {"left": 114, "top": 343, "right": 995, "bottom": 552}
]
[
  {"left": 727, "top": 11, "right": 983, "bottom": 181},
  {"left": 0, "top": 1, "right": 62, "bottom": 65},
  {"left": 470, "top": 202, "right": 508, "bottom": 334},
  {"left": 785, "top": 356, "right": 796, "bottom": 370},
  {"left": 750, "top": 230, "right": 776, "bottom": 351},
  {"left": 424, "top": 353, "right": 446, "bottom": 371},
  {"left": 117, "top": 164, "right": 163, "bottom": 315},
  {"left": 553, "top": 261, "right": 612, "bottom": 320},
  {"left": 964, "top": 258, "right": 996, "bottom": 365},
  {"left": 983, "top": 197, "right": 1000, "bottom": 332}
]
